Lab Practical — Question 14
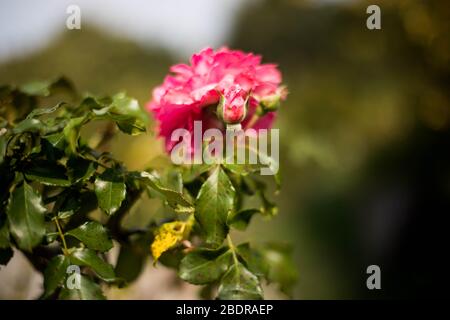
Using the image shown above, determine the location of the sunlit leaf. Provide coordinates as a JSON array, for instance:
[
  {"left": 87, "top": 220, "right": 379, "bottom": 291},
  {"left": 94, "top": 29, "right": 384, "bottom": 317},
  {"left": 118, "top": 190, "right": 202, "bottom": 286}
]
[
  {"left": 59, "top": 275, "right": 105, "bottom": 300},
  {"left": 236, "top": 243, "right": 269, "bottom": 278},
  {"left": 217, "top": 263, "right": 263, "bottom": 300},
  {"left": 63, "top": 115, "right": 90, "bottom": 153},
  {"left": 43, "top": 255, "right": 70, "bottom": 298},
  {"left": 94, "top": 168, "right": 126, "bottom": 215},
  {"left": 136, "top": 171, "right": 192, "bottom": 208},
  {"left": 66, "top": 221, "right": 113, "bottom": 252},
  {"left": 70, "top": 248, "right": 115, "bottom": 282},
  {"left": 6, "top": 182, "right": 46, "bottom": 251},
  {"left": 179, "top": 246, "right": 231, "bottom": 284},
  {"left": 25, "top": 102, "right": 65, "bottom": 119},
  {"left": 195, "top": 166, "right": 235, "bottom": 247}
]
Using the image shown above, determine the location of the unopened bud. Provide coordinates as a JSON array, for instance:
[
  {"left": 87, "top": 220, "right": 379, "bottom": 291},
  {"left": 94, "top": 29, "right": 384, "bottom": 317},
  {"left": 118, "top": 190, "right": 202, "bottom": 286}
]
[
  {"left": 217, "top": 85, "right": 248, "bottom": 125},
  {"left": 259, "top": 86, "right": 288, "bottom": 113}
]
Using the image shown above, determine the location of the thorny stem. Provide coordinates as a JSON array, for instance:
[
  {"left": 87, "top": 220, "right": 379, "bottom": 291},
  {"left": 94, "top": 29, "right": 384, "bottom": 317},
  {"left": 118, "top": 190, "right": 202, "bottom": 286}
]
[
  {"left": 107, "top": 188, "right": 144, "bottom": 243},
  {"left": 53, "top": 217, "right": 68, "bottom": 256}
]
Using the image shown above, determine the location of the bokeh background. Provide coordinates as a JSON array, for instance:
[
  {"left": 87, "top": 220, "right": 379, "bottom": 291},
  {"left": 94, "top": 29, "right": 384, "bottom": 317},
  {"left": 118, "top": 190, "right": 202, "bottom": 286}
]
[{"left": 1, "top": 0, "right": 449, "bottom": 299}]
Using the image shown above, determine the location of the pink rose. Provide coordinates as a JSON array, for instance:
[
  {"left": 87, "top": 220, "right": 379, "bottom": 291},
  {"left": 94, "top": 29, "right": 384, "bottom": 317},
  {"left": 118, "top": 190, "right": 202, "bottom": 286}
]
[{"left": 146, "top": 47, "right": 286, "bottom": 152}]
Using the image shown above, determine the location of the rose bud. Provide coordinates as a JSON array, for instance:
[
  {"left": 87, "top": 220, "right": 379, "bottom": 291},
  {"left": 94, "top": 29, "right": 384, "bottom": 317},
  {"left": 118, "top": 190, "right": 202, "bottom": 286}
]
[
  {"left": 218, "top": 85, "right": 248, "bottom": 125},
  {"left": 259, "top": 85, "right": 288, "bottom": 113}
]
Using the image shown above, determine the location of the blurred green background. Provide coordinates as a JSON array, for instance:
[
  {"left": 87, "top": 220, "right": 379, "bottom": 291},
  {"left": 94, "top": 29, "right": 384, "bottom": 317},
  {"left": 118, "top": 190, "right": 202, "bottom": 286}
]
[{"left": 0, "top": 0, "right": 449, "bottom": 299}]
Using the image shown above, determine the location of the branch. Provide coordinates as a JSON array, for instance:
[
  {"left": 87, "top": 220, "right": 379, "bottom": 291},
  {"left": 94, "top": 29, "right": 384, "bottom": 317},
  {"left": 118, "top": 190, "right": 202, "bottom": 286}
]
[{"left": 107, "top": 187, "right": 144, "bottom": 243}]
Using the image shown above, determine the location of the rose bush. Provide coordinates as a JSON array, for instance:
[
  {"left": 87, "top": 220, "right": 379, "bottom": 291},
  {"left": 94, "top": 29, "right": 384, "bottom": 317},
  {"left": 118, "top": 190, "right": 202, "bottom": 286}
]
[{"left": 0, "top": 49, "right": 296, "bottom": 300}]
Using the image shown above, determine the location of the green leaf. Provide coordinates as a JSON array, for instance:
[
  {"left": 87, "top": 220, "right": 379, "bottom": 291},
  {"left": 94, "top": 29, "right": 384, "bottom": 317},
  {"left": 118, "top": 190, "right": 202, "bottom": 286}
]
[
  {"left": 12, "top": 118, "right": 44, "bottom": 134},
  {"left": 6, "top": 182, "right": 46, "bottom": 251},
  {"left": 158, "top": 248, "right": 184, "bottom": 269},
  {"left": 23, "top": 161, "right": 70, "bottom": 186},
  {"left": 222, "top": 162, "right": 262, "bottom": 176},
  {"left": 195, "top": 166, "right": 235, "bottom": 247},
  {"left": 115, "top": 230, "right": 153, "bottom": 279},
  {"left": 59, "top": 275, "right": 106, "bottom": 300},
  {"left": 217, "top": 263, "right": 263, "bottom": 300},
  {"left": 236, "top": 243, "right": 269, "bottom": 278},
  {"left": 94, "top": 168, "right": 126, "bottom": 215},
  {"left": 181, "top": 164, "right": 213, "bottom": 183},
  {"left": 104, "top": 113, "right": 146, "bottom": 135},
  {"left": 164, "top": 170, "right": 183, "bottom": 193},
  {"left": 58, "top": 195, "right": 82, "bottom": 219},
  {"left": 70, "top": 248, "right": 115, "bottom": 282},
  {"left": 43, "top": 255, "right": 70, "bottom": 298},
  {"left": 66, "top": 221, "right": 113, "bottom": 252},
  {"left": 227, "top": 209, "right": 261, "bottom": 231},
  {"left": 244, "top": 178, "right": 278, "bottom": 217},
  {"left": 67, "top": 157, "right": 96, "bottom": 183},
  {"left": 110, "top": 93, "right": 148, "bottom": 135},
  {"left": 91, "top": 93, "right": 147, "bottom": 135},
  {"left": 137, "top": 171, "right": 192, "bottom": 208},
  {"left": 25, "top": 102, "right": 65, "bottom": 119},
  {"left": 258, "top": 188, "right": 278, "bottom": 217},
  {"left": 19, "top": 77, "right": 75, "bottom": 97},
  {"left": 115, "top": 244, "right": 145, "bottom": 283},
  {"left": 44, "top": 132, "right": 66, "bottom": 149},
  {"left": 65, "top": 191, "right": 98, "bottom": 219},
  {"left": 0, "top": 247, "right": 13, "bottom": 266},
  {"left": 179, "top": 246, "right": 232, "bottom": 285},
  {"left": 63, "top": 116, "right": 90, "bottom": 153},
  {"left": 261, "top": 243, "right": 297, "bottom": 297},
  {"left": 79, "top": 96, "right": 111, "bottom": 111}
]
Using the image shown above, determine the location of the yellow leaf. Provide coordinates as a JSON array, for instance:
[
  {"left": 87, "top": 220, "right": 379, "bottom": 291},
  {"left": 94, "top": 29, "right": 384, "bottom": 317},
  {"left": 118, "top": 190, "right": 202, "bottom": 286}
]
[{"left": 150, "top": 217, "right": 194, "bottom": 262}]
